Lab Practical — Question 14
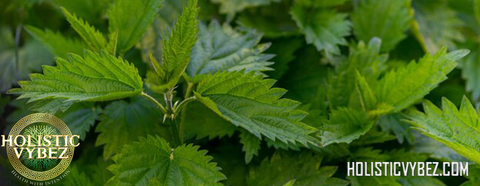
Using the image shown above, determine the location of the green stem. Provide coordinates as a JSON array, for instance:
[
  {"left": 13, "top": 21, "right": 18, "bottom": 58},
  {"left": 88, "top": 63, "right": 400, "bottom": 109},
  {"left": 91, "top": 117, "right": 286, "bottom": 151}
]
[
  {"left": 179, "top": 107, "right": 188, "bottom": 144},
  {"left": 174, "top": 96, "right": 195, "bottom": 116},
  {"left": 177, "top": 96, "right": 195, "bottom": 143},
  {"left": 177, "top": 82, "right": 194, "bottom": 144},
  {"left": 166, "top": 118, "right": 181, "bottom": 147},
  {"left": 185, "top": 82, "right": 193, "bottom": 99},
  {"left": 164, "top": 88, "right": 183, "bottom": 145},
  {"left": 141, "top": 92, "right": 167, "bottom": 114}
]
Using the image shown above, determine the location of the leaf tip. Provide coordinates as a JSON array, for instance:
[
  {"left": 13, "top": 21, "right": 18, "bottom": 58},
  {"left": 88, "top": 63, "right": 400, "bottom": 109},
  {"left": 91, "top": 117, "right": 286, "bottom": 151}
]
[{"left": 447, "top": 49, "right": 470, "bottom": 61}]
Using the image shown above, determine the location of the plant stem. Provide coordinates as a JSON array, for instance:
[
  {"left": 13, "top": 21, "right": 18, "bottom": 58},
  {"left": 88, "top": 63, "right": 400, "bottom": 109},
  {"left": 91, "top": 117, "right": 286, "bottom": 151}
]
[
  {"left": 178, "top": 82, "right": 194, "bottom": 141},
  {"left": 166, "top": 118, "right": 181, "bottom": 147},
  {"left": 177, "top": 96, "right": 195, "bottom": 143},
  {"left": 185, "top": 82, "right": 193, "bottom": 99},
  {"left": 142, "top": 90, "right": 183, "bottom": 145},
  {"left": 164, "top": 88, "right": 183, "bottom": 145},
  {"left": 174, "top": 96, "right": 196, "bottom": 115},
  {"left": 141, "top": 92, "right": 167, "bottom": 114}
]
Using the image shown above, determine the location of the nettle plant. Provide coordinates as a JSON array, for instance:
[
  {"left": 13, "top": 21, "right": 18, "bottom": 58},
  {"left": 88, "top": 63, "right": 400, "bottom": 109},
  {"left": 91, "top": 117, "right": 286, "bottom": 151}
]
[{"left": 4, "top": 0, "right": 480, "bottom": 185}]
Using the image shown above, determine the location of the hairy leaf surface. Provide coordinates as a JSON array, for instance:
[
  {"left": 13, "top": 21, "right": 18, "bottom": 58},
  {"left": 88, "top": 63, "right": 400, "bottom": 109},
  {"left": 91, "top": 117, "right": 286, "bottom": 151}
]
[
  {"left": 145, "top": 0, "right": 199, "bottom": 93},
  {"left": 238, "top": 1, "right": 299, "bottom": 38},
  {"left": 107, "top": 135, "right": 226, "bottom": 185},
  {"left": 183, "top": 101, "right": 236, "bottom": 140},
  {"left": 211, "top": 0, "right": 279, "bottom": 14},
  {"left": 407, "top": 97, "right": 480, "bottom": 164},
  {"left": 351, "top": 0, "right": 413, "bottom": 51},
  {"left": 0, "top": 29, "right": 54, "bottom": 92},
  {"left": 291, "top": 5, "right": 350, "bottom": 55},
  {"left": 412, "top": 0, "right": 464, "bottom": 53},
  {"left": 56, "top": 103, "right": 101, "bottom": 140},
  {"left": 25, "top": 26, "right": 85, "bottom": 58},
  {"left": 239, "top": 129, "right": 261, "bottom": 163},
  {"left": 8, "top": 50, "right": 143, "bottom": 102},
  {"left": 136, "top": 0, "right": 185, "bottom": 63},
  {"left": 295, "top": 0, "right": 348, "bottom": 7},
  {"left": 327, "top": 38, "right": 387, "bottom": 109},
  {"left": 196, "top": 71, "right": 320, "bottom": 147},
  {"left": 108, "top": 0, "right": 164, "bottom": 53},
  {"left": 321, "top": 108, "right": 374, "bottom": 146},
  {"left": 62, "top": 7, "right": 107, "bottom": 52},
  {"left": 187, "top": 21, "right": 274, "bottom": 77},
  {"left": 247, "top": 152, "right": 349, "bottom": 186},
  {"left": 376, "top": 48, "right": 468, "bottom": 112},
  {"left": 95, "top": 96, "right": 167, "bottom": 159}
]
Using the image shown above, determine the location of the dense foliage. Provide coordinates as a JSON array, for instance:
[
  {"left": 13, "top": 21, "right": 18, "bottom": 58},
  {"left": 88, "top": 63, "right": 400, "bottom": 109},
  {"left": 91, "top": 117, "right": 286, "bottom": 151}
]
[{"left": 1, "top": 0, "right": 480, "bottom": 185}]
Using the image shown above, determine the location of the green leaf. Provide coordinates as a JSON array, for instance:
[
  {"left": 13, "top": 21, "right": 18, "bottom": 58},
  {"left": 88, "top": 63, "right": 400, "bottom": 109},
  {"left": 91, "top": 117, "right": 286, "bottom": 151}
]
[
  {"left": 108, "top": 0, "right": 165, "bottom": 53},
  {"left": 0, "top": 28, "right": 54, "bottom": 92},
  {"left": 247, "top": 152, "right": 349, "bottom": 186},
  {"left": 460, "top": 50, "right": 480, "bottom": 101},
  {"left": 183, "top": 101, "right": 236, "bottom": 140},
  {"left": 56, "top": 103, "right": 101, "bottom": 140},
  {"left": 399, "top": 177, "right": 446, "bottom": 186},
  {"left": 25, "top": 26, "right": 85, "bottom": 58},
  {"left": 211, "top": 0, "right": 279, "bottom": 15},
  {"left": 351, "top": 127, "right": 396, "bottom": 146},
  {"left": 187, "top": 21, "right": 274, "bottom": 77},
  {"left": 137, "top": 0, "right": 220, "bottom": 63},
  {"left": 107, "top": 135, "right": 226, "bottom": 185},
  {"left": 351, "top": 0, "right": 414, "bottom": 51},
  {"left": 5, "top": 99, "right": 33, "bottom": 124},
  {"left": 61, "top": 7, "right": 107, "bottom": 52},
  {"left": 136, "top": 0, "right": 185, "bottom": 63},
  {"left": 52, "top": 0, "right": 112, "bottom": 25},
  {"left": 376, "top": 48, "right": 468, "bottom": 112},
  {"left": 106, "top": 30, "right": 118, "bottom": 55},
  {"left": 327, "top": 38, "right": 387, "bottom": 109},
  {"left": 95, "top": 96, "right": 168, "bottom": 159},
  {"left": 413, "top": 132, "right": 468, "bottom": 162},
  {"left": 283, "top": 180, "right": 296, "bottom": 186},
  {"left": 30, "top": 99, "right": 73, "bottom": 114},
  {"left": 354, "top": 70, "right": 377, "bottom": 111},
  {"left": 379, "top": 114, "right": 415, "bottom": 144},
  {"left": 137, "top": 18, "right": 165, "bottom": 64},
  {"left": 237, "top": 1, "right": 299, "bottom": 38},
  {"left": 60, "top": 164, "right": 95, "bottom": 186},
  {"left": 239, "top": 129, "right": 261, "bottom": 163},
  {"left": 8, "top": 50, "right": 143, "bottom": 102},
  {"left": 348, "top": 172, "right": 400, "bottom": 186},
  {"left": 320, "top": 107, "right": 374, "bottom": 146},
  {"left": 279, "top": 46, "right": 328, "bottom": 104},
  {"left": 407, "top": 96, "right": 480, "bottom": 164},
  {"left": 461, "top": 164, "right": 480, "bottom": 186},
  {"left": 295, "top": 0, "right": 348, "bottom": 7},
  {"left": 291, "top": 5, "right": 351, "bottom": 55},
  {"left": 411, "top": 0, "right": 464, "bottom": 54},
  {"left": 157, "top": 0, "right": 188, "bottom": 27},
  {"left": 145, "top": 0, "right": 199, "bottom": 93},
  {"left": 265, "top": 37, "right": 303, "bottom": 79},
  {"left": 210, "top": 145, "right": 249, "bottom": 186},
  {"left": 67, "top": 145, "right": 114, "bottom": 185},
  {"left": 195, "top": 71, "right": 320, "bottom": 147}
]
